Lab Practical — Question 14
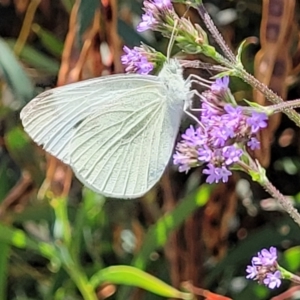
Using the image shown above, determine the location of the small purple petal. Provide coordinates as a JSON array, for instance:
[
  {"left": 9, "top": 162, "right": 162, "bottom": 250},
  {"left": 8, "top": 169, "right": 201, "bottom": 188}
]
[
  {"left": 181, "top": 125, "right": 206, "bottom": 147},
  {"left": 203, "top": 164, "right": 220, "bottom": 184},
  {"left": 137, "top": 11, "right": 158, "bottom": 32},
  {"left": 198, "top": 147, "right": 212, "bottom": 162},
  {"left": 247, "top": 137, "right": 260, "bottom": 150},
  {"left": 218, "top": 166, "right": 232, "bottom": 183},
  {"left": 224, "top": 104, "right": 242, "bottom": 117},
  {"left": 210, "top": 76, "right": 229, "bottom": 94},
  {"left": 222, "top": 146, "right": 243, "bottom": 165},
  {"left": 121, "top": 46, "right": 153, "bottom": 74},
  {"left": 173, "top": 152, "right": 190, "bottom": 173},
  {"left": 153, "top": 0, "right": 172, "bottom": 9},
  {"left": 121, "top": 46, "right": 138, "bottom": 64},
  {"left": 247, "top": 112, "right": 268, "bottom": 133},
  {"left": 260, "top": 247, "right": 277, "bottom": 266},
  {"left": 246, "top": 265, "right": 257, "bottom": 279},
  {"left": 136, "top": 57, "right": 154, "bottom": 74},
  {"left": 263, "top": 271, "right": 281, "bottom": 289},
  {"left": 203, "top": 164, "right": 232, "bottom": 184}
]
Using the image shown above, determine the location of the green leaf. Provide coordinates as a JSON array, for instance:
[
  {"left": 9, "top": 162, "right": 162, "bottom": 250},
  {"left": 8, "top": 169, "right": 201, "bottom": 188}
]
[
  {"left": 0, "top": 243, "right": 10, "bottom": 300},
  {"left": 235, "top": 39, "right": 255, "bottom": 68},
  {"left": 5, "top": 126, "right": 44, "bottom": 184},
  {"left": 5, "top": 39, "right": 60, "bottom": 76},
  {"left": 31, "top": 24, "right": 64, "bottom": 57},
  {"left": 117, "top": 19, "right": 151, "bottom": 47},
  {"left": 0, "top": 38, "right": 35, "bottom": 106},
  {"left": 0, "top": 152, "right": 17, "bottom": 201},
  {"left": 283, "top": 246, "right": 300, "bottom": 272},
  {"left": 90, "top": 265, "right": 192, "bottom": 299}
]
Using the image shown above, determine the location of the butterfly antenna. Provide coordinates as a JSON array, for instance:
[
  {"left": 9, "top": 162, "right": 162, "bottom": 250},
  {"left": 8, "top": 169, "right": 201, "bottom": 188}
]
[{"left": 167, "top": 18, "right": 179, "bottom": 60}]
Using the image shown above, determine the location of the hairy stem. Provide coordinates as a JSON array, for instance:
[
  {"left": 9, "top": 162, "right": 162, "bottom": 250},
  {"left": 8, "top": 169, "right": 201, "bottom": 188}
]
[
  {"left": 197, "top": 4, "right": 236, "bottom": 63},
  {"left": 262, "top": 180, "right": 300, "bottom": 228}
]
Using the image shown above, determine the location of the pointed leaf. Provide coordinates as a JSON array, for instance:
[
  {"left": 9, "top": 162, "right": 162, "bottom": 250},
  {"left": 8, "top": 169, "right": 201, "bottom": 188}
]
[
  {"left": 0, "top": 38, "right": 35, "bottom": 106},
  {"left": 90, "top": 265, "right": 192, "bottom": 299}
]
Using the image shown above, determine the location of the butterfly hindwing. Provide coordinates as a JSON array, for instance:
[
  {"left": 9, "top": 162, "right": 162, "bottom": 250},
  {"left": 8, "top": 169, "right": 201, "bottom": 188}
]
[{"left": 69, "top": 85, "right": 183, "bottom": 198}]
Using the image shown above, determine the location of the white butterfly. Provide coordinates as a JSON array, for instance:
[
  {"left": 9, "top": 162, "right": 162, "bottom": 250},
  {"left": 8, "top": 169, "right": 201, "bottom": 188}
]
[{"left": 20, "top": 59, "right": 192, "bottom": 198}]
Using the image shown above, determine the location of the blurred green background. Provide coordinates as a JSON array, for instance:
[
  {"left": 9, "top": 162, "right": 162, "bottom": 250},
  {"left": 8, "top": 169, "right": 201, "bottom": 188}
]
[{"left": 1, "top": 0, "right": 300, "bottom": 299}]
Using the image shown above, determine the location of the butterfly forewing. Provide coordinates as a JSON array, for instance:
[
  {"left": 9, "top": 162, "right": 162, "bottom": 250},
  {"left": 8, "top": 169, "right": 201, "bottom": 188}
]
[
  {"left": 20, "top": 74, "right": 160, "bottom": 164},
  {"left": 69, "top": 85, "right": 183, "bottom": 198},
  {"left": 20, "top": 59, "right": 188, "bottom": 198}
]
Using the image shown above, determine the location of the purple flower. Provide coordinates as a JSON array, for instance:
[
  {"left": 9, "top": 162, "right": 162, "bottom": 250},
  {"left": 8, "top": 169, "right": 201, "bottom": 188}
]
[
  {"left": 247, "top": 112, "right": 268, "bottom": 133},
  {"left": 263, "top": 271, "right": 282, "bottom": 289},
  {"left": 210, "top": 126, "right": 227, "bottom": 147},
  {"left": 247, "top": 137, "right": 260, "bottom": 150},
  {"left": 252, "top": 247, "right": 277, "bottom": 266},
  {"left": 181, "top": 125, "right": 206, "bottom": 147},
  {"left": 137, "top": 11, "right": 158, "bottom": 32},
  {"left": 121, "top": 46, "right": 154, "bottom": 74},
  {"left": 218, "top": 166, "right": 232, "bottom": 182},
  {"left": 222, "top": 146, "right": 243, "bottom": 165},
  {"left": 203, "top": 164, "right": 219, "bottom": 184},
  {"left": 246, "top": 247, "right": 282, "bottom": 289},
  {"left": 203, "top": 164, "right": 231, "bottom": 184},
  {"left": 210, "top": 76, "right": 229, "bottom": 94},
  {"left": 137, "top": 0, "right": 173, "bottom": 32},
  {"left": 224, "top": 104, "right": 242, "bottom": 117},
  {"left": 138, "top": 57, "right": 154, "bottom": 74},
  {"left": 173, "top": 152, "right": 191, "bottom": 173},
  {"left": 153, "top": 0, "right": 172, "bottom": 9},
  {"left": 198, "top": 147, "right": 212, "bottom": 162},
  {"left": 172, "top": 75, "right": 268, "bottom": 182},
  {"left": 246, "top": 265, "right": 258, "bottom": 279},
  {"left": 200, "top": 102, "right": 221, "bottom": 120}
]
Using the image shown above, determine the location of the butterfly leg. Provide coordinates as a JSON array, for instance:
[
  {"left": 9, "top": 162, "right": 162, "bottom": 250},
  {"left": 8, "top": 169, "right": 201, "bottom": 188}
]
[
  {"left": 183, "top": 90, "right": 205, "bottom": 128},
  {"left": 185, "top": 73, "right": 213, "bottom": 89}
]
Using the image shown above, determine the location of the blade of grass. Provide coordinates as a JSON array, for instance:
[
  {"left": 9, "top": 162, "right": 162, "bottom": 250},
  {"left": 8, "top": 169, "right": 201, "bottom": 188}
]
[
  {"left": 0, "top": 243, "right": 10, "bottom": 300},
  {"left": 5, "top": 39, "right": 60, "bottom": 76},
  {"left": 0, "top": 38, "right": 35, "bottom": 106},
  {"left": 90, "top": 265, "right": 192, "bottom": 299}
]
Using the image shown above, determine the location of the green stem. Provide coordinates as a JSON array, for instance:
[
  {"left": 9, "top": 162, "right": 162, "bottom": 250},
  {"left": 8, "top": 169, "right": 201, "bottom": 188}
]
[
  {"left": 196, "top": 4, "right": 236, "bottom": 63},
  {"left": 278, "top": 265, "right": 300, "bottom": 284},
  {"left": 226, "top": 62, "right": 300, "bottom": 127},
  {"left": 59, "top": 245, "right": 98, "bottom": 300},
  {"left": 66, "top": 264, "right": 97, "bottom": 300},
  {"left": 51, "top": 198, "right": 98, "bottom": 300},
  {"left": 237, "top": 157, "right": 300, "bottom": 227},
  {"left": 268, "top": 98, "right": 300, "bottom": 114},
  {"left": 51, "top": 197, "right": 72, "bottom": 247}
]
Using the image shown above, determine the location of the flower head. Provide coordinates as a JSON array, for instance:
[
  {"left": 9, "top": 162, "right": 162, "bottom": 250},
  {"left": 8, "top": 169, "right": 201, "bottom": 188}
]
[
  {"left": 121, "top": 46, "right": 154, "bottom": 74},
  {"left": 263, "top": 271, "right": 282, "bottom": 289},
  {"left": 252, "top": 246, "right": 278, "bottom": 266},
  {"left": 246, "top": 247, "right": 282, "bottom": 289},
  {"left": 137, "top": 0, "right": 174, "bottom": 32},
  {"left": 246, "top": 111, "right": 268, "bottom": 133},
  {"left": 211, "top": 76, "right": 229, "bottom": 94},
  {"left": 173, "top": 76, "right": 269, "bottom": 183},
  {"left": 137, "top": 11, "right": 158, "bottom": 32}
]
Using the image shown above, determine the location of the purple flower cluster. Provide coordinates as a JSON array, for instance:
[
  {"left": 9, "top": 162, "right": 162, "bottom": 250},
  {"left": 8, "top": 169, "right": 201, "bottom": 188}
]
[
  {"left": 137, "top": 0, "right": 173, "bottom": 32},
  {"left": 121, "top": 46, "right": 154, "bottom": 74},
  {"left": 246, "top": 247, "right": 282, "bottom": 289},
  {"left": 173, "top": 76, "right": 268, "bottom": 184}
]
